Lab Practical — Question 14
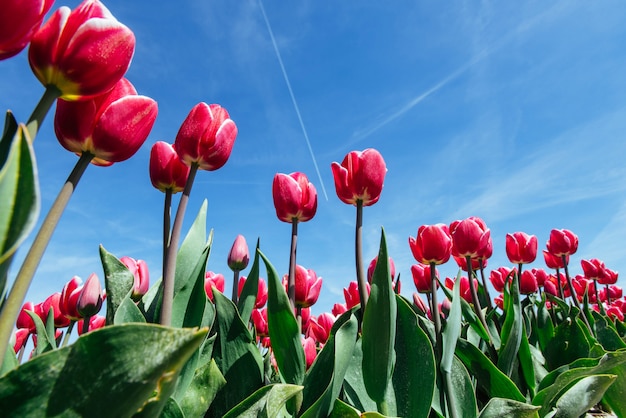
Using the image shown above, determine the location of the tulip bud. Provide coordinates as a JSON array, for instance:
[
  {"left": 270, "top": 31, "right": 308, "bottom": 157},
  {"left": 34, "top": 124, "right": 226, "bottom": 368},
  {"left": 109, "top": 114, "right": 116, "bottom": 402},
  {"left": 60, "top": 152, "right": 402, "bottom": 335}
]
[
  {"left": 60, "top": 276, "right": 83, "bottom": 321},
  {"left": 331, "top": 148, "right": 387, "bottom": 206},
  {"left": 228, "top": 235, "right": 250, "bottom": 272},
  {"left": 282, "top": 265, "right": 322, "bottom": 309},
  {"left": 16, "top": 302, "right": 36, "bottom": 332},
  {"left": 409, "top": 224, "right": 452, "bottom": 265},
  {"left": 77, "top": 273, "right": 103, "bottom": 317},
  {"left": 120, "top": 256, "right": 150, "bottom": 302},
  {"left": 0, "top": 0, "right": 54, "bottom": 60},
  {"left": 54, "top": 77, "right": 158, "bottom": 166},
  {"left": 272, "top": 172, "right": 317, "bottom": 223},
  {"left": 411, "top": 264, "right": 438, "bottom": 294},
  {"left": 149, "top": 141, "right": 190, "bottom": 193},
  {"left": 238, "top": 276, "right": 268, "bottom": 309},
  {"left": 307, "top": 313, "right": 335, "bottom": 345},
  {"left": 505, "top": 232, "right": 538, "bottom": 264},
  {"left": 204, "top": 271, "right": 225, "bottom": 302},
  {"left": 450, "top": 216, "right": 491, "bottom": 260},
  {"left": 174, "top": 102, "right": 238, "bottom": 171},
  {"left": 28, "top": 0, "right": 135, "bottom": 100},
  {"left": 546, "top": 228, "right": 578, "bottom": 257},
  {"left": 302, "top": 337, "right": 317, "bottom": 369}
]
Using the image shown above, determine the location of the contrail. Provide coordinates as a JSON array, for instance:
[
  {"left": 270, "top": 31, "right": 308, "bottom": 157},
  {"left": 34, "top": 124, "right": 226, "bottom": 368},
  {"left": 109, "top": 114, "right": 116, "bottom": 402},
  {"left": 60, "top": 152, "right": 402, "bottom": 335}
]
[{"left": 258, "top": 0, "right": 329, "bottom": 201}]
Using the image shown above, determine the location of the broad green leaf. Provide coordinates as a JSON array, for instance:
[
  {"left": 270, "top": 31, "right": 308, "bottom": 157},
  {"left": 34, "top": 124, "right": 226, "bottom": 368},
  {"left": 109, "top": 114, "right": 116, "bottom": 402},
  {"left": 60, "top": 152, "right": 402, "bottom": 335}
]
[
  {"left": 329, "top": 399, "right": 361, "bottom": 417},
  {"left": 113, "top": 293, "right": 146, "bottom": 324},
  {"left": 517, "top": 324, "right": 536, "bottom": 397},
  {"left": 362, "top": 228, "right": 396, "bottom": 404},
  {"left": 0, "top": 344, "right": 17, "bottom": 377},
  {"left": 441, "top": 270, "right": 463, "bottom": 374},
  {"left": 100, "top": 245, "right": 135, "bottom": 325},
  {"left": 543, "top": 316, "right": 590, "bottom": 370},
  {"left": 259, "top": 250, "right": 305, "bottom": 385},
  {"left": 448, "top": 356, "right": 478, "bottom": 418},
  {"left": 238, "top": 238, "right": 261, "bottom": 325},
  {"left": 26, "top": 310, "right": 54, "bottom": 356},
  {"left": 301, "top": 313, "right": 358, "bottom": 417},
  {"left": 159, "top": 398, "right": 184, "bottom": 418},
  {"left": 478, "top": 398, "right": 539, "bottom": 418},
  {"left": 456, "top": 338, "right": 525, "bottom": 402},
  {"left": 0, "top": 324, "right": 206, "bottom": 417},
  {"left": 603, "top": 356, "right": 626, "bottom": 417},
  {"left": 178, "top": 359, "right": 226, "bottom": 417},
  {"left": 0, "top": 119, "right": 39, "bottom": 267},
  {"left": 171, "top": 242, "right": 210, "bottom": 328},
  {"left": 592, "top": 311, "right": 626, "bottom": 351},
  {"left": 209, "top": 290, "right": 264, "bottom": 416},
  {"left": 392, "top": 294, "right": 436, "bottom": 418},
  {"left": 552, "top": 374, "right": 616, "bottom": 418},
  {"left": 498, "top": 274, "right": 523, "bottom": 377},
  {"left": 535, "top": 299, "right": 554, "bottom": 353},
  {"left": 223, "top": 384, "right": 303, "bottom": 418}
]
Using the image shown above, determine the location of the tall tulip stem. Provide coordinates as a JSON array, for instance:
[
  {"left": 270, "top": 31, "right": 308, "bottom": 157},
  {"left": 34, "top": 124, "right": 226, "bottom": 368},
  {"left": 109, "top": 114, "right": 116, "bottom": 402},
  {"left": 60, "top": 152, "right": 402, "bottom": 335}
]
[
  {"left": 0, "top": 152, "right": 93, "bottom": 362},
  {"left": 231, "top": 270, "right": 240, "bottom": 304},
  {"left": 160, "top": 163, "right": 198, "bottom": 326},
  {"left": 465, "top": 256, "right": 491, "bottom": 342},
  {"left": 561, "top": 255, "right": 593, "bottom": 334},
  {"left": 478, "top": 259, "right": 493, "bottom": 309},
  {"left": 161, "top": 189, "right": 172, "bottom": 281},
  {"left": 355, "top": 200, "right": 368, "bottom": 310},
  {"left": 288, "top": 220, "right": 298, "bottom": 310},
  {"left": 26, "top": 85, "right": 61, "bottom": 141}
]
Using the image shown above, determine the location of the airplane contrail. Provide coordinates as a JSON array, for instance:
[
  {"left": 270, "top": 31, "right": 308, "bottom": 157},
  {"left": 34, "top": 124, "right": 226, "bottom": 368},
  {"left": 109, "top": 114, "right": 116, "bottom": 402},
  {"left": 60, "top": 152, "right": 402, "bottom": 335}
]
[{"left": 258, "top": 0, "right": 329, "bottom": 201}]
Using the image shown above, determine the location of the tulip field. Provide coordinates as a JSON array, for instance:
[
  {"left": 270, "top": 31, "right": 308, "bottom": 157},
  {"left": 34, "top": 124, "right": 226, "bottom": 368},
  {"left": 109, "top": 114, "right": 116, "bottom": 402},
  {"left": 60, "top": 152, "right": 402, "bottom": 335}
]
[{"left": 2, "top": 1, "right": 626, "bottom": 417}]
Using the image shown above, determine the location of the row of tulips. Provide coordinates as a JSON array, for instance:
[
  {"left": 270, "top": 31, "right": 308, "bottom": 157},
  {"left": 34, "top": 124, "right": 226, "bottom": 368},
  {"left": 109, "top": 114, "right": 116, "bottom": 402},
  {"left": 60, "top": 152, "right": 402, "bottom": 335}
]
[{"left": 2, "top": 0, "right": 626, "bottom": 417}]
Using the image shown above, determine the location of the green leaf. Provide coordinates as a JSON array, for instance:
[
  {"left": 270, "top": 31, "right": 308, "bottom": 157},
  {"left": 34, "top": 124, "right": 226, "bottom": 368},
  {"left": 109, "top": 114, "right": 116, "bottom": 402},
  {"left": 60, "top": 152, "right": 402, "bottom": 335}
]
[
  {"left": 300, "top": 313, "right": 358, "bottom": 417},
  {"left": 441, "top": 270, "right": 463, "bottom": 374},
  {"left": 456, "top": 338, "right": 526, "bottom": 402},
  {"left": 0, "top": 324, "right": 206, "bottom": 417},
  {"left": 362, "top": 228, "right": 397, "bottom": 404},
  {"left": 223, "top": 384, "right": 303, "bottom": 418},
  {"left": 159, "top": 398, "right": 185, "bottom": 418},
  {"left": 592, "top": 311, "right": 626, "bottom": 351},
  {"left": 552, "top": 374, "right": 616, "bottom": 418},
  {"left": 478, "top": 398, "right": 539, "bottom": 418},
  {"left": 329, "top": 399, "right": 361, "bottom": 417},
  {"left": 100, "top": 245, "right": 135, "bottom": 325},
  {"left": 171, "top": 242, "right": 210, "bottom": 328},
  {"left": 259, "top": 249, "right": 305, "bottom": 385},
  {"left": 113, "top": 293, "right": 146, "bottom": 324},
  {"left": 26, "top": 310, "right": 54, "bottom": 356},
  {"left": 0, "top": 344, "right": 17, "bottom": 377},
  {"left": 603, "top": 356, "right": 626, "bottom": 417},
  {"left": 498, "top": 274, "right": 523, "bottom": 377},
  {"left": 535, "top": 299, "right": 554, "bottom": 353},
  {"left": 543, "top": 316, "right": 590, "bottom": 371},
  {"left": 0, "top": 118, "right": 39, "bottom": 267},
  {"left": 209, "top": 289, "right": 264, "bottom": 416},
  {"left": 448, "top": 356, "right": 478, "bottom": 418},
  {"left": 392, "top": 294, "right": 436, "bottom": 418},
  {"left": 178, "top": 359, "right": 226, "bottom": 417},
  {"left": 238, "top": 238, "right": 261, "bottom": 325}
]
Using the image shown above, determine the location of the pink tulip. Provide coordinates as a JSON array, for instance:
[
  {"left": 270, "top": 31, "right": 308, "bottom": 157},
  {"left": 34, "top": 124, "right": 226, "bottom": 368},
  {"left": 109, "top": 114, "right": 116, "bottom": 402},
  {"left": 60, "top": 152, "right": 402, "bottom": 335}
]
[
  {"left": 543, "top": 249, "right": 567, "bottom": 270},
  {"left": 149, "top": 141, "right": 190, "bottom": 193},
  {"left": 411, "top": 264, "right": 438, "bottom": 294},
  {"left": 445, "top": 276, "right": 476, "bottom": 304},
  {"left": 228, "top": 235, "right": 250, "bottom": 272},
  {"left": 272, "top": 172, "right": 318, "bottom": 223},
  {"left": 344, "top": 281, "right": 367, "bottom": 309},
  {"left": 16, "top": 302, "right": 37, "bottom": 332},
  {"left": 308, "top": 312, "right": 335, "bottom": 345},
  {"left": 77, "top": 273, "right": 103, "bottom": 317},
  {"left": 28, "top": 0, "right": 135, "bottom": 99},
  {"left": 120, "top": 256, "right": 150, "bottom": 302},
  {"left": 331, "top": 148, "right": 387, "bottom": 206},
  {"left": 0, "top": 0, "right": 54, "bottom": 60},
  {"left": 77, "top": 315, "right": 106, "bottom": 335},
  {"left": 412, "top": 293, "right": 429, "bottom": 316},
  {"left": 41, "top": 292, "right": 71, "bottom": 328},
  {"left": 332, "top": 303, "right": 348, "bottom": 317},
  {"left": 409, "top": 224, "right": 452, "bottom": 266},
  {"left": 238, "top": 276, "right": 268, "bottom": 309},
  {"left": 251, "top": 308, "right": 269, "bottom": 338},
  {"left": 174, "top": 103, "right": 237, "bottom": 171},
  {"left": 450, "top": 217, "right": 491, "bottom": 260},
  {"left": 519, "top": 270, "right": 539, "bottom": 295},
  {"left": 59, "top": 276, "right": 83, "bottom": 321},
  {"left": 489, "top": 267, "right": 516, "bottom": 293},
  {"left": 598, "top": 268, "right": 618, "bottom": 286},
  {"left": 506, "top": 232, "right": 538, "bottom": 264},
  {"left": 12, "top": 328, "right": 30, "bottom": 354},
  {"left": 546, "top": 229, "right": 578, "bottom": 257},
  {"left": 282, "top": 265, "right": 322, "bottom": 309},
  {"left": 204, "top": 271, "right": 225, "bottom": 302},
  {"left": 302, "top": 337, "right": 317, "bottom": 369},
  {"left": 54, "top": 77, "right": 157, "bottom": 166}
]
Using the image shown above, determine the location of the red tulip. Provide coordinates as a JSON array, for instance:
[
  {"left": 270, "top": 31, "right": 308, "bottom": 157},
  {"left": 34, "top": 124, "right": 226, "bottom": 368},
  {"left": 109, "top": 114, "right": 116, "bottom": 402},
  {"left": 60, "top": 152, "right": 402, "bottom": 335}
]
[
  {"left": 41, "top": 292, "right": 71, "bottom": 328},
  {"left": 174, "top": 102, "right": 237, "bottom": 171},
  {"left": 299, "top": 307, "right": 312, "bottom": 334},
  {"left": 204, "top": 271, "right": 225, "bottom": 302},
  {"left": 343, "top": 281, "right": 369, "bottom": 309},
  {"left": 308, "top": 312, "right": 335, "bottom": 345},
  {"left": 606, "top": 305, "right": 624, "bottom": 322},
  {"left": 59, "top": 276, "right": 83, "bottom": 321},
  {"left": 302, "top": 337, "right": 317, "bottom": 369},
  {"left": 16, "top": 302, "right": 37, "bottom": 332},
  {"left": 238, "top": 276, "right": 268, "bottom": 309},
  {"left": 412, "top": 293, "right": 429, "bottom": 316},
  {"left": 519, "top": 270, "right": 539, "bottom": 295},
  {"left": 332, "top": 303, "right": 348, "bottom": 317},
  {"left": 543, "top": 249, "right": 568, "bottom": 270},
  {"left": 272, "top": 172, "right": 317, "bottom": 223},
  {"left": 505, "top": 232, "right": 538, "bottom": 264},
  {"left": 120, "top": 256, "right": 150, "bottom": 302},
  {"left": 489, "top": 267, "right": 516, "bottom": 293},
  {"left": 494, "top": 294, "right": 504, "bottom": 310},
  {"left": 28, "top": 0, "right": 135, "bottom": 100},
  {"left": 54, "top": 77, "right": 158, "bottom": 166},
  {"left": 598, "top": 268, "right": 618, "bottom": 286},
  {"left": 546, "top": 229, "right": 578, "bottom": 257},
  {"left": 599, "top": 285, "right": 622, "bottom": 302},
  {"left": 544, "top": 273, "right": 569, "bottom": 298},
  {"left": 411, "top": 264, "right": 438, "bottom": 294},
  {"left": 251, "top": 308, "right": 269, "bottom": 338},
  {"left": 409, "top": 224, "right": 452, "bottom": 265},
  {"left": 450, "top": 217, "right": 491, "bottom": 260},
  {"left": 77, "top": 273, "right": 103, "bottom": 317},
  {"left": 282, "top": 265, "right": 322, "bottom": 309},
  {"left": 0, "top": 0, "right": 54, "bottom": 60},
  {"left": 581, "top": 258, "right": 608, "bottom": 281},
  {"left": 149, "top": 141, "right": 190, "bottom": 193},
  {"left": 12, "top": 328, "right": 30, "bottom": 354},
  {"left": 445, "top": 276, "right": 476, "bottom": 304},
  {"left": 331, "top": 148, "right": 387, "bottom": 206},
  {"left": 530, "top": 268, "right": 549, "bottom": 287},
  {"left": 77, "top": 315, "right": 106, "bottom": 335},
  {"left": 228, "top": 235, "right": 250, "bottom": 272}
]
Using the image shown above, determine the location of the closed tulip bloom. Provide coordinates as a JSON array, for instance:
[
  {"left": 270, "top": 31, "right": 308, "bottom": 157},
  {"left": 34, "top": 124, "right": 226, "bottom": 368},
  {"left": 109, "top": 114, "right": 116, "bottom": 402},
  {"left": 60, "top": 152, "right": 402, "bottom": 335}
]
[
  {"left": 506, "top": 232, "right": 538, "bottom": 264},
  {"left": 412, "top": 293, "right": 429, "bottom": 316},
  {"left": 445, "top": 276, "right": 476, "bottom": 304},
  {"left": 60, "top": 276, "right": 83, "bottom": 321},
  {"left": 174, "top": 102, "right": 237, "bottom": 171},
  {"left": 54, "top": 77, "right": 158, "bottom": 166},
  {"left": 530, "top": 268, "right": 549, "bottom": 287},
  {"left": 450, "top": 217, "right": 491, "bottom": 259},
  {"left": 228, "top": 235, "right": 250, "bottom": 272},
  {"left": 149, "top": 141, "right": 190, "bottom": 193},
  {"left": 520, "top": 270, "right": 539, "bottom": 295},
  {"left": 41, "top": 292, "right": 71, "bottom": 328},
  {"left": 12, "top": 328, "right": 30, "bottom": 354},
  {"left": 599, "top": 285, "right": 622, "bottom": 302},
  {"left": 344, "top": 281, "right": 368, "bottom": 309},
  {"left": 599, "top": 268, "right": 619, "bottom": 286},
  {"left": 331, "top": 148, "right": 387, "bottom": 206},
  {"left": 28, "top": 0, "right": 135, "bottom": 100},
  {"left": 238, "top": 276, "right": 268, "bottom": 309},
  {"left": 489, "top": 266, "right": 516, "bottom": 293},
  {"left": 0, "top": 0, "right": 54, "bottom": 60},
  {"left": 16, "top": 302, "right": 36, "bottom": 332},
  {"left": 77, "top": 273, "right": 103, "bottom": 317},
  {"left": 409, "top": 224, "right": 452, "bottom": 265},
  {"left": 546, "top": 228, "right": 578, "bottom": 257},
  {"left": 77, "top": 315, "right": 106, "bottom": 335},
  {"left": 543, "top": 249, "right": 567, "bottom": 270},
  {"left": 120, "top": 256, "right": 150, "bottom": 302},
  {"left": 332, "top": 303, "right": 348, "bottom": 317},
  {"left": 308, "top": 312, "right": 335, "bottom": 345},
  {"left": 606, "top": 305, "right": 624, "bottom": 322},
  {"left": 272, "top": 172, "right": 317, "bottom": 223},
  {"left": 581, "top": 258, "right": 607, "bottom": 282},
  {"left": 204, "top": 271, "right": 225, "bottom": 302},
  {"left": 411, "top": 264, "right": 438, "bottom": 294},
  {"left": 302, "top": 337, "right": 317, "bottom": 369},
  {"left": 283, "top": 265, "right": 322, "bottom": 309},
  {"left": 251, "top": 308, "right": 269, "bottom": 338}
]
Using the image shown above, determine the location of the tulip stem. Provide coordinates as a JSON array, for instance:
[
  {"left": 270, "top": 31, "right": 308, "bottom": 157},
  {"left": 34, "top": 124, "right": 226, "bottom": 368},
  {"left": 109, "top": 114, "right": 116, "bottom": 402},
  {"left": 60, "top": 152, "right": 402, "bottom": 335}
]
[
  {"left": 355, "top": 200, "right": 368, "bottom": 310},
  {"left": 26, "top": 85, "right": 61, "bottom": 141},
  {"left": 478, "top": 259, "right": 493, "bottom": 309},
  {"left": 556, "top": 268, "right": 565, "bottom": 300},
  {"left": 61, "top": 321, "right": 76, "bottom": 347},
  {"left": 605, "top": 284, "right": 611, "bottom": 306},
  {"left": 0, "top": 152, "right": 93, "bottom": 362},
  {"left": 82, "top": 315, "right": 91, "bottom": 335},
  {"left": 465, "top": 256, "right": 491, "bottom": 342},
  {"left": 162, "top": 189, "right": 172, "bottom": 280},
  {"left": 231, "top": 270, "right": 240, "bottom": 304},
  {"left": 562, "top": 255, "right": 593, "bottom": 334},
  {"left": 160, "top": 163, "right": 198, "bottom": 326},
  {"left": 287, "top": 220, "right": 298, "bottom": 310}
]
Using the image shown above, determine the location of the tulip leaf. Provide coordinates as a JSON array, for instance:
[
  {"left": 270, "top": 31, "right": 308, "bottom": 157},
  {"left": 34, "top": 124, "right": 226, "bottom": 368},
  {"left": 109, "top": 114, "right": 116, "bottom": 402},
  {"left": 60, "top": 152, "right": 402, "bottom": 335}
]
[
  {"left": 238, "top": 238, "right": 261, "bottom": 324},
  {"left": 392, "top": 294, "right": 436, "bottom": 418},
  {"left": 209, "top": 289, "right": 264, "bottom": 416},
  {"left": 171, "top": 241, "right": 210, "bottom": 328},
  {"left": 498, "top": 274, "right": 523, "bottom": 378},
  {"left": 552, "top": 374, "right": 616, "bottom": 418},
  {"left": 591, "top": 311, "right": 626, "bottom": 351},
  {"left": 223, "top": 384, "right": 303, "bottom": 418},
  {"left": 477, "top": 398, "right": 539, "bottom": 418},
  {"left": 329, "top": 399, "right": 361, "bottom": 417},
  {"left": 0, "top": 324, "right": 207, "bottom": 417},
  {"left": 26, "top": 310, "right": 55, "bottom": 356},
  {"left": 0, "top": 116, "right": 39, "bottom": 267},
  {"left": 160, "top": 398, "right": 184, "bottom": 418},
  {"left": 300, "top": 312, "right": 358, "bottom": 417},
  {"left": 442, "top": 356, "right": 478, "bottom": 418},
  {"left": 259, "top": 250, "right": 305, "bottom": 385},
  {"left": 113, "top": 292, "right": 146, "bottom": 324},
  {"left": 100, "top": 245, "right": 135, "bottom": 325},
  {"left": 178, "top": 359, "right": 226, "bottom": 417},
  {"left": 441, "top": 270, "right": 463, "bottom": 374},
  {"left": 455, "top": 338, "right": 525, "bottom": 402},
  {"left": 543, "top": 316, "right": 590, "bottom": 370},
  {"left": 362, "top": 228, "right": 396, "bottom": 405}
]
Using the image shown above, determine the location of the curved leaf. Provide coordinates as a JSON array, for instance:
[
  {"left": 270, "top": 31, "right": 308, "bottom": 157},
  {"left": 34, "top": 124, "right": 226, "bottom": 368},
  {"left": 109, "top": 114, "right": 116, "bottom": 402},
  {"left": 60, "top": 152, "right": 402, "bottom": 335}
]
[
  {"left": 478, "top": 398, "right": 539, "bottom": 418},
  {"left": 238, "top": 238, "right": 261, "bottom": 325},
  {"left": 223, "top": 384, "right": 303, "bottom": 418},
  {"left": 552, "top": 374, "right": 616, "bottom": 418}
]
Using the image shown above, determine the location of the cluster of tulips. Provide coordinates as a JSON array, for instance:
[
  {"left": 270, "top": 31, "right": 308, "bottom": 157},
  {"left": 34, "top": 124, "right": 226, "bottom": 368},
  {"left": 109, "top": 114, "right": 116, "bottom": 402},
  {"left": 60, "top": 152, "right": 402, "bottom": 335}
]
[{"left": 3, "top": 1, "right": 626, "bottom": 417}]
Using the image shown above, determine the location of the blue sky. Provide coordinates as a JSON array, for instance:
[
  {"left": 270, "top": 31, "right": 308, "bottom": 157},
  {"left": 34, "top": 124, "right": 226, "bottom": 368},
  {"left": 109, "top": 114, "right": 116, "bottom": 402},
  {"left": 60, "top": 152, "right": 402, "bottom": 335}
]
[{"left": 2, "top": 0, "right": 626, "bottom": 316}]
